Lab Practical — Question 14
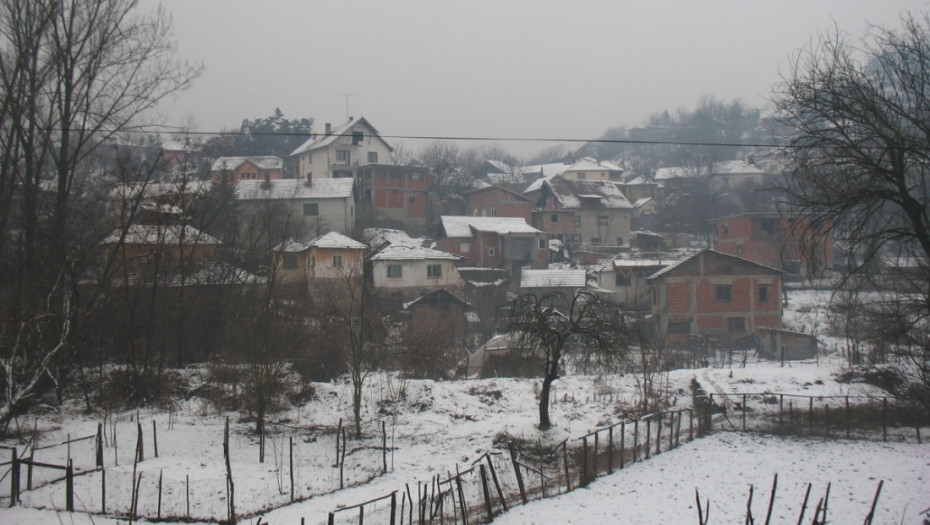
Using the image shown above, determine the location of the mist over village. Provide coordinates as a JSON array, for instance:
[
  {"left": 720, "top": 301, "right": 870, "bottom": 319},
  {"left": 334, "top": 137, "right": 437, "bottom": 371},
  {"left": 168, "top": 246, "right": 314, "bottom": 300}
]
[{"left": 0, "top": 1, "right": 928, "bottom": 524}]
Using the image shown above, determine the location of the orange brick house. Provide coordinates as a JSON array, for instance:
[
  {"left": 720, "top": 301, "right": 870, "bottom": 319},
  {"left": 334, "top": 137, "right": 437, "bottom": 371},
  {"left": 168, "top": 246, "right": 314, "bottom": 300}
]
[
  {"left": 211, "top": 156, "right": 284, "bottom": 187},
  {"left": 464, "top": 185, "right": 534, "bottom": 223},
  {"left": 713, "top": 212, "right": 834, "bottom": 278},
  {"left": 648, "top": 250, "right": 783, "bottom": 346}
]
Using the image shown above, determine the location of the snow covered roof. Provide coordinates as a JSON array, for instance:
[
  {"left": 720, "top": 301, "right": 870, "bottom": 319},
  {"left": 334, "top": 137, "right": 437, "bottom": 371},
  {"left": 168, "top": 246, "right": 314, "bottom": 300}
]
[
  {"left": 129, "top": 262, "right": 263, "bottom": 287},
  {"left": 564, "top": 157, "right": 623, "bottom": 173},
  {"left": 288, "top": 117, "right": 391, "bottom": 156},
  {"left": 273, "top": 239, "right": 310, "bottom": 253},
  {"left": 457, "top": 267, "right": 510, "bottom": 287},
  {"left": 625, "top": 176, "right": 655, "bottom": 185},
  {"left": 369, "top": 245, "right": 462, "bottom": 262},
  {"left": 105, "top": 224, "right": 221, "bottom": 246},
  {"left": 440, "top": 216, "right": 540, "bottom": 238},
  {"left": 236, "top": 178, "right": 354, "bottom": 201},
  {"left": 654, "top": 166, "right": 693, "bottom": 180},
  {"left": 484, "top": 159, "right": 512, "bottom": 173},
  {"left": 110, "top": 181, "right": 211, "bottom": 200},
  {"left": 363, "top": 228, "right": 427, "bottom": 249},
  {"left": 647, "top": 249, "right": 784, "bottom": 280},
  {"left": 633, "top": 197, "right": 654, "bottom": 207},
  {"left": 307, "top": 232, "right": 367, "bottom": 250},
  {"left": 210, "top": 156, "right": 283, "bottom": 172},
  {"left": 520, "top": 269, "right": 587, "bottom": 288},
  {"left": 713, "top": 159, "right": 766, "bottom": 175},
  {"left": 544, "top": 178, "right": 633, "bottom": 209}
]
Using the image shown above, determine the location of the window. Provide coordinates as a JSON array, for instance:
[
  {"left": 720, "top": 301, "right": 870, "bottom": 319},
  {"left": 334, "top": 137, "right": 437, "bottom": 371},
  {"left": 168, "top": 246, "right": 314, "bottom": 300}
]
[
  {"left": 427, "top": 264, "right": 442, "bottom": 278},
  {"left": 716, "top": 284, "right": 732, "bottom": 301},
  {"left": 759, "top": 285, "right": 769, "bottom": 303},
  {"left": 538, "top": 239, "right": 547, "bottom": 249},
  {"left": 408, "top": 196, "right": 416, "bottom": 204},
  {"left": 669, "top": 320, "right": 691, "bottom": 334},
  {"left": 598, "top": 216, "right": 609, "bottom": 228},
  {"left": 721, "top": 222, "right": 729, "bottom": 234},
  {"left": 737, "top": 244, "right": 744, "bottom": 256},
  {"left": 591, "top": 237, "right": 601, "bottom": 244},
  {"left": 570, "top": 234, "right": 581, "bottom": 243},
  {"left": 489, "top": 207, "right": 498, "bottom": 217},
  {"left": 387, "top": 265, "right": 402, "bottom": 278},
  {"left": 551, "top": 214, "right": 559, "bottom": 223},
  {"left": 368, "top": 151, "right": 378, "bottom": 163},
  {"left": 332, "top": 254, "right": 343, "bottom": 268},
  {"left": 615, "top": 272, "right": 630, "bottom": 286},
  {"left": 336, "top": 150, "right": 350, "bottom": 164},
  {"left": 577, "top": 173, "right": 586, "bottom": 179},
  {"left": 760, "top": 218, "right": 776, "bottom": 233},
  {"left": 460, "top": 242, "right": 470, "bottom": 253},
  {"left": 616, "top": 237, "right": 624, "bottom": 247},
  {"left": 488, "top": 247, "right": 496, "bottom": 256},
  {"left": 282, "top": 253, "right": 298, "bottom": 270},
  {"left": 352, "top": 131, "right": 364, "bottom": 145},
  {"left": 303, "top": 203, "right": 319, "bottom": 216},
  {"left": 728, "top": 317, "right": 746, "bottom": 333},
  {"left": 574, "top": 216, "right": 581, "bottom": 228}
]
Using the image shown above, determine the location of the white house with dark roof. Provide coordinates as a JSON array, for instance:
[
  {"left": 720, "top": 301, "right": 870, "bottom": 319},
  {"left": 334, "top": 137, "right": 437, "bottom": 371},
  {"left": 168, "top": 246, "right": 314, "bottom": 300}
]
[
  {"left": 289, "top": 117, "right": 393, "bottom": 180},
  {"left": 236, "top": 178, "right": 356, "bottom": 238},
  {"left": 369, "top": 245, "right": 464, "bottom": 302}
]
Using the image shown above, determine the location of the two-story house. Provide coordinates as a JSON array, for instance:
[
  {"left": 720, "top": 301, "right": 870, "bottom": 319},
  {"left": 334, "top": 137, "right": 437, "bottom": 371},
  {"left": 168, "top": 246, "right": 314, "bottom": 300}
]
[
  {"left": 434, "top": 216, "right": 546, "bottom": 273},
  {"left": 597, "top": 254, "right": 690, "bottom": 311},
  {"left": 647, "top": 250, "right": 783, "bottom": 346},
  {"left": 712, "top": 212, "right": 834, "bottom": 278},
  {"left": 210, "top": 156, "right": 284, "bottom": 187},
  {"left": 236, "top": 177, "right": 356, "bottom": 240},
  {"left": 530, "top": 176, "right": 633, "bottom": 250},
  {"left": 369, "top": 244, "right": 464, "bottom": 303},
  {"left": 354, "top": 164, "right": 429, "bottom": 232},
  {"left": 289, "top": 117, "right": 393, "bottom": 180}
]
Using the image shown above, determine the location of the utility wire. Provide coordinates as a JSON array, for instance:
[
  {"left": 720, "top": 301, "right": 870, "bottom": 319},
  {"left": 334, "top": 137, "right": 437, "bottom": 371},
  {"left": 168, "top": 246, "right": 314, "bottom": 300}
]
[{"left": 57, "top": 126, "right": 785, "bottom": 150}]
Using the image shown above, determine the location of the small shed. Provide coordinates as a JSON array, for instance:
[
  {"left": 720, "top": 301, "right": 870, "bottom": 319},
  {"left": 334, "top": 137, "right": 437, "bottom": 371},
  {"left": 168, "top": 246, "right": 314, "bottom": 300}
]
[{"left": 757, "top": 328, "right": 819, "bottom": 361}]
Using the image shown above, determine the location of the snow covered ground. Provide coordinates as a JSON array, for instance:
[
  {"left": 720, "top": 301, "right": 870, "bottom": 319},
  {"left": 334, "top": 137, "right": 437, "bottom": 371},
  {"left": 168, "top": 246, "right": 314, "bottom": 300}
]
[{"left": 0, "top": 287, "right": 928, "bottom": 524}]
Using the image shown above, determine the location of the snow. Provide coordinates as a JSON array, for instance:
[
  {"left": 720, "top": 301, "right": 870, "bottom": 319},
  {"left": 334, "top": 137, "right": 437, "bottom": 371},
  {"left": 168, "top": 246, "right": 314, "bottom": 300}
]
[{"left": 1, "top": 288, "right": 928, "bottom": 525}]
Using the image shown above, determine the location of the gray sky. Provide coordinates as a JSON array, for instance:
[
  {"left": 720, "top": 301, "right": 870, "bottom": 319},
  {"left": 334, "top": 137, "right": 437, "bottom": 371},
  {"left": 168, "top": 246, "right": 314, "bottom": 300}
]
[{"left": 151, "top": 0, "right": 929, "bottom": 157}]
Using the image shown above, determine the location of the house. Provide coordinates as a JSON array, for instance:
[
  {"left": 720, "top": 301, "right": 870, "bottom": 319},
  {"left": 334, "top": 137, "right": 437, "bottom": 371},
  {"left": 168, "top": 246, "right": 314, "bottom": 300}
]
[
  {"left": 210, "top": 156, "right": 284, "bottom": 187},
  {"left": 272, "top": 239, "right": 311, "bottom": 286},
  {"left": 464, "top": 185, "right": 534, "bottom": 223},
  {"left": 519, "top": 269, "right": 591, "bottom": 300},
  {"left": 435, "top": 216, "right": 547, "bottom": 273},
  {"left": 621, "top": 176, "right": 659, "bottom": 202},
  {"left": 458, "top": 332, "right": 538, "bottom": 379},
  {"left": 647, "top": 250, "right": 783, "bottom": 346},
  {"left": 404, "top": 288, "right": 469, "bottom": 339},
  {"left": 369, "top": 244, "right": 464, "bottom": 303},
  {"left": 530, "top": 176, "right": 633, "bottom": 250},
  {"left": 560, "top": 157, "right": 624, "bottom": 181},
  {"left": 235, "top": 177, "right": 356, "bottom": 239},
  {"left": 289, "top": 117, "right": 393, "bottom": 180},
  {"left": 306, "top": 231, "right": 367, "bottom": 281},
  {"left": 707, "top": 160, "right": 770, "bottom": 192},
  {"left": 105, "top": 224, "right": 222, "bottom": 275},
  {"left": 757, "top": 328, "right": 819, "bottom": 361},
  {"left": 597, "top": 254, "right": 687, "bottom": 310},
  {"left": 353, "top": 164, "right": 429, "bottom": 232},
  {"left": 712, "top": 212, "right": 834, "bottom": 278}
]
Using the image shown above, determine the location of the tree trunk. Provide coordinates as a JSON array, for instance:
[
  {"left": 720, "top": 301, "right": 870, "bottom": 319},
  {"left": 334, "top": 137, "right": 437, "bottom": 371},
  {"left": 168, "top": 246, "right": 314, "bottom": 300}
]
[{"left": 538, "top": 375, "right": 554, "bottom": 430}]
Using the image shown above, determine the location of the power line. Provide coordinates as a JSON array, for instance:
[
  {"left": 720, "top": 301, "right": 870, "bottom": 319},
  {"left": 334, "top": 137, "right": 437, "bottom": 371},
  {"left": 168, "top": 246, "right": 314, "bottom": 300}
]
[{"left": 71, "top": 125, "right": 786, "bottom": 149}]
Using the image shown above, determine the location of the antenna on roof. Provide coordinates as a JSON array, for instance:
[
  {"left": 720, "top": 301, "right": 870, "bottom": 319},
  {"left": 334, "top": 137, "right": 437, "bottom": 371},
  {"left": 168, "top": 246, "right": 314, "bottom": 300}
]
[{"left": 343, "top": 93, "right": 354, "bottom": 121}]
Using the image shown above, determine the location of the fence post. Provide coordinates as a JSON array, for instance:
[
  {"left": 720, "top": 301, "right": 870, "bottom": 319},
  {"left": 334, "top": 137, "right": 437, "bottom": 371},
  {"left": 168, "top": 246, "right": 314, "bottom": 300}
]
[
  {"left": 845, "top": 396, "right": 851, "bottom": 439},
  {"left": 289, "top": 436, "right": 295, "bottom": 502},
  {"left": 327, "top": 512, "right": 335, "bottom": 525},
  {"left": 619, "top": 422, "right": 625, "bottom": 469},
  {"left": 668, "top": 411, "right": 675, "bottom": 449},
  {"left": 27, "top": 448, "right": 33, "bottom": 490},
  {"left": 593, "top": 432, "right": 599, "bottom": 478},
  {"left": 101, "top": 465, "right": 106, "bottom": 514},
  {"left": 809, "top": 397, "right": 814, "bottom": 436},
  {"left": 508, "top": 442, "right": 527, "bottom": 504},
  {"left": 97, "top": 422, "right": 104, "bottom": 469},
  {"left": 607, "top": 426, "right": 614, "bottom": 474},
  {"left": 688, "top": 409, "right": 693, "bottom": 441},
  {"left": 633, "top": 419, "right": 639, "bottom": 463},
  {"left": 485, "top": 455, "right": 508, "bottom": 511},
  {"left": 882, "top": 397, "right": 888, "bottom": 442},
  {"left": 480, "top": 464, "right": 493, "bottom": 521},
  {"left": 137, "top": 422, "right": 144, "bottom": 462},
  {"left": 561, "top": 443, "right": 571, "bottom": 493},
  {"left": 656, "top": 412, "right": 662, "bottom": 456},
  {"left": 391, "top": 491, "right": 397, "bottom": 525},
  {"left": 10, "top": 447, "right": 18, "bottom": 507},
  {"left": 382, "top": 420, "right": 388, "bottom": 475},
  {"left": 824, "top": 402, "right": 830, "bottom": 438},
  {"left": 158, "top": 468, "right": 163, "bottom": 519},
  {"left": 789, "top": 401, "right": 794, "bottom": 434},
  {"left": 581, "top": 436, "right": 589, "bottom": 486},
  {"left": 645, "top": 417, "right": 651, "bottom": 460},
  {"left": 153, "top": 419, "right": 159, "bottom": 459},
  {"left": 455, "top": 473, "right": 467, "bottom": 525},
  {"left": 742, "top": 394, "right": 747, "bottom": 431},
  {"left": 779, "top": 394, "right": 784, "bottom": 431},
  {"left": 66, "top": 459, "right": 74, "bottom": 512}
]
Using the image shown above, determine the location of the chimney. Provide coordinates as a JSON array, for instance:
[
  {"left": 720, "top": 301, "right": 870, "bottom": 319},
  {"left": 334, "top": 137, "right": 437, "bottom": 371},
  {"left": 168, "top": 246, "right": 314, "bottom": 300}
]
[
  {"left": 305, "top": 172, "right": 313, "bottom": 187},
  {"left": 261, "top": 171, "right": 271, "bottom": 189},
  {"left": 325, "top": 122, "right": 332, "bottom": 136}
]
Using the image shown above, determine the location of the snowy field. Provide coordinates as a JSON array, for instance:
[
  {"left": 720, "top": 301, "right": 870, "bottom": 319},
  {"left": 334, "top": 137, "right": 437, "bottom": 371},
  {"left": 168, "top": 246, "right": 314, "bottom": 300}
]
[{"left": 0, "top": 287, "right": 928, "bottom": 524}]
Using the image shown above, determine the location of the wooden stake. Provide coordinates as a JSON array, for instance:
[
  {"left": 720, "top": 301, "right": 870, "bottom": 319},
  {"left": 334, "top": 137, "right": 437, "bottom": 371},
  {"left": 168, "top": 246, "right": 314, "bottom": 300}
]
[
  {"left": 152, "top": 420, "right": 159, "bottom": 458},
  {"left": 863, "top": 480, "right": 883, "bottom": 525},
  {"left": 796, "top": 482, "right": 811, "bottom": 525},
  {"left": 763, "top": 473, "right": 777, "bottom": 525}
]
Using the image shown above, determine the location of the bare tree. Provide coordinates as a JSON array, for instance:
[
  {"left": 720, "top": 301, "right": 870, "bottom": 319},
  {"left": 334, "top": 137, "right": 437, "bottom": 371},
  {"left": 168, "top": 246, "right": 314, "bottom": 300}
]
[
  {"left": 774, "top": 11, "right": 930, "bottom": 411},
  {"left": 0, "top": 0, "right": 201, "bottom": 433},
  {"left": 508, "top": 290, "right": 636, "bottom": 429}
]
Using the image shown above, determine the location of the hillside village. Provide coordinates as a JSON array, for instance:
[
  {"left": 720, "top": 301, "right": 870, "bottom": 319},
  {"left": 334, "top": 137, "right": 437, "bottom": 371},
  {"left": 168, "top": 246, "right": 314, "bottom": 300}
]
[{"left": 81, "top": 112, "right": 845, "bottom": 389}]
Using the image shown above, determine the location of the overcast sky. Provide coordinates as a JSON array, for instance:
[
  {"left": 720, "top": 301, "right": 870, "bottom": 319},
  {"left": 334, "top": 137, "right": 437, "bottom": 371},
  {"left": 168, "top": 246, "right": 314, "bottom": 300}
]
[{"left": 150, "top": 0, "right": 929, "bottom": 157}]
